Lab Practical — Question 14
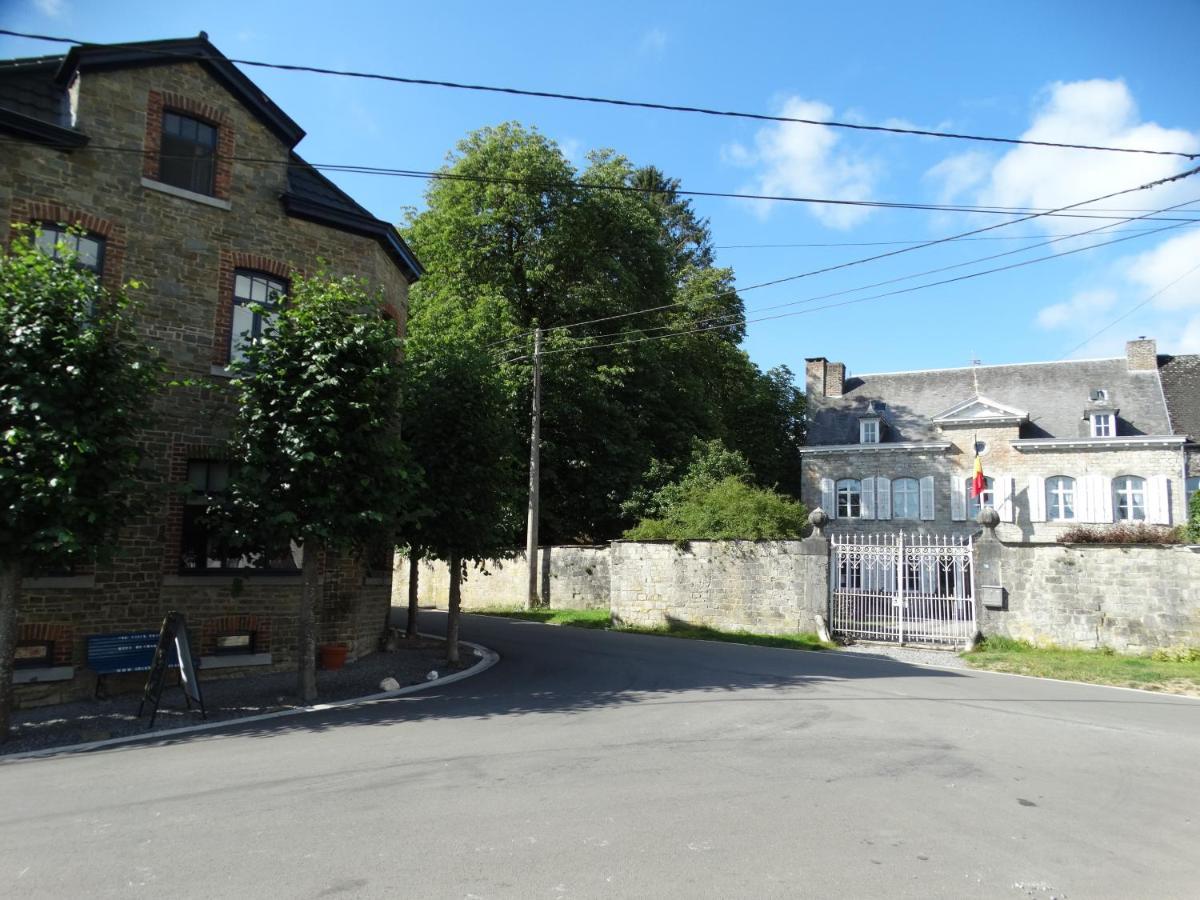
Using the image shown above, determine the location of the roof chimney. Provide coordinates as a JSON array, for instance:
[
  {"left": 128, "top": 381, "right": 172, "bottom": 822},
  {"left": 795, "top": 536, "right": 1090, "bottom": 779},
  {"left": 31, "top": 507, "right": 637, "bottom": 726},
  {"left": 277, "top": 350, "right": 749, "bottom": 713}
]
[
  {"left": 826, "top": 362, "right": 846, "bottom": 398},
  {"left": 805, "top": 357, "right": 827, "bottom": 399},
  {"left": 1125, "top": 337, "right": 1157, "bottom": 372}
]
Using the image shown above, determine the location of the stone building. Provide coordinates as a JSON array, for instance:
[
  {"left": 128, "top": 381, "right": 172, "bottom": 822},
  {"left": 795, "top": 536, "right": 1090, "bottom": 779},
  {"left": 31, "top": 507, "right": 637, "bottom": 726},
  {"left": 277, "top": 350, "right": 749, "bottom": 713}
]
[
  {"left": 801, "top": 339, "right": 1191, "bottom": 541},
  {"left": 1, "top": 34, "right": 422, "bottom": 701}
]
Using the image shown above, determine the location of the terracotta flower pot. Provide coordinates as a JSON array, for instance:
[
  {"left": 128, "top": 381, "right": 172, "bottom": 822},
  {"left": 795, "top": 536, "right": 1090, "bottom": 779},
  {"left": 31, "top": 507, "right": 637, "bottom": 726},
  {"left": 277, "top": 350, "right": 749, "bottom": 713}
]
[{"left": 319, "top": 643, "right": 348, "bottom": 671}]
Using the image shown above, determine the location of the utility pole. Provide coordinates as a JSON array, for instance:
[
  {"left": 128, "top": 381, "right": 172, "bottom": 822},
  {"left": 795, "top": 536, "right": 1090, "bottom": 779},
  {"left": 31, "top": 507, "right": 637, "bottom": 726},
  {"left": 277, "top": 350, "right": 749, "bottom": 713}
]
[{"left": 525, "top": 327, "right": 543, "bottom": 610}]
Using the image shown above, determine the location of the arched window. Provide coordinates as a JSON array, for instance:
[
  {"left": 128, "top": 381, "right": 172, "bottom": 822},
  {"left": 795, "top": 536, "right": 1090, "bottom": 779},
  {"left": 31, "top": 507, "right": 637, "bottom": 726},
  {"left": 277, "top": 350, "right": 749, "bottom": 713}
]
[
  {"left": 1113, "top": 475, "right": 1146, "bottom": 521},
  {"left": 893, "top": 477, "right": 920, "bottom": 519},
  {"left": 966, "top": 476, "right": 994, "bottom": 519},
  {"left": 35, "top": 223, "right": 105, "bottom": 275},
  {"left": 1046, "top": 476, "right": 1076, "bottom": 521},
  {"left": 836, "top": 479, "right": 862, "bottom": 519},
  {"left": 230, "top": 270, "right": 287, "bottom": 364}
]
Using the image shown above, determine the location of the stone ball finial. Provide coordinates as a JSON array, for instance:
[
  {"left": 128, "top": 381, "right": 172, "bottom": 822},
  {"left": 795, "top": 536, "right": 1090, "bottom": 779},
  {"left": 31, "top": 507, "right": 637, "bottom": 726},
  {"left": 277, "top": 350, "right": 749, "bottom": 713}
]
[
  {"left": 977, "top": 507, "right": 1000, "bottom": 529},
  {"left": 808, "top": 507, "right": 830, "bottom": 535}
]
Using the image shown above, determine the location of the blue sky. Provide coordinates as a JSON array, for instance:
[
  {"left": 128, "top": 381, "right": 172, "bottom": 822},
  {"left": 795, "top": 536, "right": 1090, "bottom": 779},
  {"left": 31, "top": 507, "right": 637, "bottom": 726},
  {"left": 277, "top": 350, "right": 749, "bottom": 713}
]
[{"left": 4, "top": 0, "right": 1200, "bottom": 377}]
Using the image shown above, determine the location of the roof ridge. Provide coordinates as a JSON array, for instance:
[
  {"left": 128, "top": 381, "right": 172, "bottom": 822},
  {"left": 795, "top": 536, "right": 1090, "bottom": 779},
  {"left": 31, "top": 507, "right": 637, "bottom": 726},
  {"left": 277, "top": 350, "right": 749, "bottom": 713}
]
[{"left": 853, "top": 356, "right": 1124, "bottom": 378}]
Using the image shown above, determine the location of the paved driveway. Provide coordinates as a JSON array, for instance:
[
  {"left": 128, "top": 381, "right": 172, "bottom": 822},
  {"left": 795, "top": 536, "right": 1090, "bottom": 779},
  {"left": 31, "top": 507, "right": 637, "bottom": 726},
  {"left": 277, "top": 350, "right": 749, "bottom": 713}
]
[{"left": 2, "top": 610, "right": 1198, "bottom": 899}]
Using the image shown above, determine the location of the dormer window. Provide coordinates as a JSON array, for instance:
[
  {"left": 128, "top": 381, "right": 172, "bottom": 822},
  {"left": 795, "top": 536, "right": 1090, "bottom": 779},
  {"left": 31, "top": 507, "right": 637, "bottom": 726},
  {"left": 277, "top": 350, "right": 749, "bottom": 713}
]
[
  {"left": 1090, "top": 412, "right": 1115, "bottom": 437},
  {"left": 860, "top": 418, "right": 879, "bottom": 444},
  {"left": 1090, "top": 389, "right": 1109, "bottom": 402}
]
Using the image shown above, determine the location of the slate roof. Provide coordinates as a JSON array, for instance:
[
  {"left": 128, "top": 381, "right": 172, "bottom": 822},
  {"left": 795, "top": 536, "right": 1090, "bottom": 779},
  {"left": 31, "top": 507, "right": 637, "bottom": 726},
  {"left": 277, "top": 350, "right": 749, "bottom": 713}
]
[
  {"left": 0, "top": 56, "right": 68, "bottom": 124},
  {"left": 1158, "top": 354, "right": 1200, "bottom": 441},
  {"left": 807, "top": 357, "right": 1174, "bottom": 445}
]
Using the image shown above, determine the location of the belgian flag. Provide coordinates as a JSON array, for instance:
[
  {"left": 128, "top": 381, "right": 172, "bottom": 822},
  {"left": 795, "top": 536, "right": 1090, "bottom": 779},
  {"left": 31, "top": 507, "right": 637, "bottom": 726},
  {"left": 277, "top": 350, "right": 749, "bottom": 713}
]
[{"left": 971, "top": 451, "right": 986, "bottom": 498}]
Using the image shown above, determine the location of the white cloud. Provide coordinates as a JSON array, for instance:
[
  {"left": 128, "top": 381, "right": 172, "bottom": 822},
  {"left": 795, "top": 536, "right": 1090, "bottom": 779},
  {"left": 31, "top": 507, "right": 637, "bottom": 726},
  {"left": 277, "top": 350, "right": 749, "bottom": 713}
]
[
  {"left": 723, "top": 96, "right": 878, "bottom": 230},
  {"left": 638, "top": 28, "right": 667, "bottom": 56},
  {"left": 34, "top": 0, "right": 66, "bottom": 16},
  {"left": 1036, "top": 229, "right": 1200, "bottom": 354},
  {"left": 930, "top": 80, "right": 1199, "bottom": 228}
]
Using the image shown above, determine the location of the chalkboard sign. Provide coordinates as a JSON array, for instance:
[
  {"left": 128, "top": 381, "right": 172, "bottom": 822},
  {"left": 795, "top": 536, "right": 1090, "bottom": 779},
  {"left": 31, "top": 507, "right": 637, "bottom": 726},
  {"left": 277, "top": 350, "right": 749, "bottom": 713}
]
[{"left": 138, "top": 612, "right": 206, "bottom": 727}]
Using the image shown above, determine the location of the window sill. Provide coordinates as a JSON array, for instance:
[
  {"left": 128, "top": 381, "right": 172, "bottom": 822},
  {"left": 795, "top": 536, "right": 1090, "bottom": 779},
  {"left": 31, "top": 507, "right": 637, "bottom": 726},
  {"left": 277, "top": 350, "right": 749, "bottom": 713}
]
[
  {"left": 364, "top": 576, "right": 391, "bottom": 586},
  {"left": 163, "top": 574, "right": 311, "bottom": 587},
  {"left": 22, "top": 575, "right": 97, "bottom": 589},
  {"left": 209, "top": 364, "right": 233, "bottom": 379},
  {"left": 141, "top": 177, "right": 232, "bottom": 210},
  {"left": 14, "top": 666, "right": 75, "bottom": 684},
  {"left": 200, "top": 653, "right": 272, "bottom": 670}
]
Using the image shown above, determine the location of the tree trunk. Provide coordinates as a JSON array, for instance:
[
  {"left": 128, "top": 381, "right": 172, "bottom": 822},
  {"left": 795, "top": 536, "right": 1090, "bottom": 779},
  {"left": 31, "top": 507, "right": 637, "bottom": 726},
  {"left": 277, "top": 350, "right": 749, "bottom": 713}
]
[
  {"left": 446, "top": 552, "right": 461, "bottom": 664},
  {"left": 297, "top": 541, "right": 320, "bottom": 703},
  {"left": 406, "top": 548, "right": 421, "bottom": 640},
  {"left": 0, "top": 558, "right": 22, "bottom": 743}
]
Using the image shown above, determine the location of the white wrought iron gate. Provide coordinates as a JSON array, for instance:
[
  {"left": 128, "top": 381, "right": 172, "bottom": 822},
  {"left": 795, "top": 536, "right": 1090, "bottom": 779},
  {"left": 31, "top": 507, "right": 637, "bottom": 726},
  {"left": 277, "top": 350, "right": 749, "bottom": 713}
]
[{"left": 830, "top": 533, "right": 976, "bottom": 646}]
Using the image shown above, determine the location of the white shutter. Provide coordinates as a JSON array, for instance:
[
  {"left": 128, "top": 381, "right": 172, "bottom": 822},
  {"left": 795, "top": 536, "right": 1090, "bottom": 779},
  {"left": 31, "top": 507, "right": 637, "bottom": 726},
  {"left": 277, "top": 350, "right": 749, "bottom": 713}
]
[
  {"left": 950, "top": 476, "right": 967, "bottom": 522},
  {"left": 1147, "top": 475, "right": 1171, "bottom": 525},
  {"left": 1098, "top": 475, "right": 1114, "bottom": 522},
  {"left": 820, "top": 477, "right": 836, "bottom": 518},
  {"left": 919, "top": 476, "right": 935, "bottom": 521},
  {"left": 1029, "top": 475, "right": 1046, "bottom": 522},
  {"left": 861, "top": 477, "right": 876, "bottom": 520},
  {"left": 876, "top": 476, "right": 892, "bottom": 520},
  {"left": 995, "top": 475, "right": 1015, "bottom": 523},
  {"left": 1076, "top": 475, "right": 1094, "bottom": 523}
]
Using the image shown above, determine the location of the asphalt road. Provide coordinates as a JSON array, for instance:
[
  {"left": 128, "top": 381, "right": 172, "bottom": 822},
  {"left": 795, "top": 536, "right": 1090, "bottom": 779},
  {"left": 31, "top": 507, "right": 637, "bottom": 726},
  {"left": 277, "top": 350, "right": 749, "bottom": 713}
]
[{"left": 2, "top": 610, "right": 1199, "bottom": 899}]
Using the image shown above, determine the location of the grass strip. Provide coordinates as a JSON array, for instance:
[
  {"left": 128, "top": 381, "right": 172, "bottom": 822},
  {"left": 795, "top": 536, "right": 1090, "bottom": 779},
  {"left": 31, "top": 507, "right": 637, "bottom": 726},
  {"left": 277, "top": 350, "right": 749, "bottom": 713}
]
[
  {"left": 467, "top": 607, "right": 831, "bottom": 650},
  {"left": 963, "top": 636, "right": 1200, "bottom": 694}
]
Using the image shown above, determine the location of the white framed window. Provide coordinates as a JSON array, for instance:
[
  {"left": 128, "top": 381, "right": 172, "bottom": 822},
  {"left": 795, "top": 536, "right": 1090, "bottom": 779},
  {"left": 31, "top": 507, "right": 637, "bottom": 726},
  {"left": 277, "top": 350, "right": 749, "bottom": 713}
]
[
  {"left": 1046, "top": 476, "right": 1076, "bottom": 521},
  {"left": 893, "top": 477, "right": 920, "bottom": 520},
  {"left": 1090, "top": 413, "right": 1115, "bottom": 437},
  {"left": 967, "top": 476, "right": 994, "bottom": 519},
  {"left": 230, "top": 270, "right": 287, "bottom": 364},
  {"left": 836, "top": 479, "right": 862, "bottom": 518},
  {"left": 859, "top": 419, "right": 879, "bottom": 444},
  {"left": 1113, "top": 475, "right": 1146, "bottom": 521},
  {"left": 1188, "top": 476, "right": 1199, "bottom": 504}
]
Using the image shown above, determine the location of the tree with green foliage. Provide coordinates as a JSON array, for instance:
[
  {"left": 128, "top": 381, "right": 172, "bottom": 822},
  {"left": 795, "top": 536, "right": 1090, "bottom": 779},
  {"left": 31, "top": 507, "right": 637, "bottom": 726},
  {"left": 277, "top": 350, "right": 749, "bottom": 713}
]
[
  {"left": 404, "top": 123, "right": 804, "bottom": 542},
  {"left": 623, "top": 476, "right": 808, "bottom": 541},
  {"left": 0, "top": 228, "right": 161, "bottom": 741},
  {"left": 398, "top": 321, "right": 522, "bottom": 663},
  {"left": 221, "top": 272, "right": 416, "bottom": 702}
]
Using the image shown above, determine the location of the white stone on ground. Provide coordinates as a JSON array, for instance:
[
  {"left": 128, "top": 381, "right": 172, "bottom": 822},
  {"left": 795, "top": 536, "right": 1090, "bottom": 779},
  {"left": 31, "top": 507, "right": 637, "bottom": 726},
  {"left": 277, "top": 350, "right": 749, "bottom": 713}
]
[{"left": 839, "top": 642, "right": 968, "bottom": 669}]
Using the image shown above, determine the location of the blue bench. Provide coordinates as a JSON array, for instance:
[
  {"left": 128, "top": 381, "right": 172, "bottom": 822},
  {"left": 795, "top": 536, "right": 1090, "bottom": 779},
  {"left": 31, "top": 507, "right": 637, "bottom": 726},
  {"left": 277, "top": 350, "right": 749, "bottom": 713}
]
[{"left": 86, "top": 631, "right": 178, "bottom": 698}]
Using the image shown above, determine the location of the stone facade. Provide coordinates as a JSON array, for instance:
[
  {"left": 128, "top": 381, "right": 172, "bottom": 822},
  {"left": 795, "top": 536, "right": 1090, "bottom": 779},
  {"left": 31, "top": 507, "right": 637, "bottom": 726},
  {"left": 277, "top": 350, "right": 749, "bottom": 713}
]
[
  {"left": 394, "top": 547, "right": 611, "bottom": 611},
  {"left": 2, "top": 42, "right": 419, "bottom": 705},
  {"left": 801, "top": 344, "right": 1189, "bottom": 542}
]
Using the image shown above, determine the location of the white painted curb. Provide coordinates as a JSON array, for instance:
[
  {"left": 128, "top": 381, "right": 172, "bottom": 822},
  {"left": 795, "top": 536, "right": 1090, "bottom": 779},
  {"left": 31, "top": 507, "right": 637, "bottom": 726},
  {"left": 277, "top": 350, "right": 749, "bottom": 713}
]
[{"left": 1, "top": 635, "right": 499, "bottom": 763}]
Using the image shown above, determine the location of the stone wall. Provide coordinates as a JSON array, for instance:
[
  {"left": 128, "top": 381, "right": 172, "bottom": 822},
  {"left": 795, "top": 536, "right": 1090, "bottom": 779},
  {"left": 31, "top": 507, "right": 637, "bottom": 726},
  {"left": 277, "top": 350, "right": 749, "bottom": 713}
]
[
  {"left": 394, "top": 547, "right": 611, "bottom": 611},
  {"left": 608, "top": 540, "right": 827, "bottom": 635},
  {"left": 981, "top": 541, "right": 1200, "bottom": 651}
]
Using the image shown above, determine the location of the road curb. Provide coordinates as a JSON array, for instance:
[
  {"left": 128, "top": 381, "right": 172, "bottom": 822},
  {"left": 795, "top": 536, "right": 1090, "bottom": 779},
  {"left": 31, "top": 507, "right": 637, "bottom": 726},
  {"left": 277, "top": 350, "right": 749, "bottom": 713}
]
[{"left": 1, "top": 635, "right": 499, "bottom": 763}]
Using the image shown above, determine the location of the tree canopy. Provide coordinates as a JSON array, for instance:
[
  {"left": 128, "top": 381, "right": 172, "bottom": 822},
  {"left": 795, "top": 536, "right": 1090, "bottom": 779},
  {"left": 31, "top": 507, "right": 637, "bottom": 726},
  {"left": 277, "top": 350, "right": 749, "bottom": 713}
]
[
  {"left": 0, "top": 228, "right": 161, "bottom": 739},
  {"left": 404, "top": 123, "right": 804, "bottom": 543}
]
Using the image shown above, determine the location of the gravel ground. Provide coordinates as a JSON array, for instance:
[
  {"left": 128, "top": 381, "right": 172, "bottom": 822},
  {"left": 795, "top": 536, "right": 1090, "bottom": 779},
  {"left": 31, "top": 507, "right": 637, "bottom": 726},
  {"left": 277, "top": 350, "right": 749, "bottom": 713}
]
[
  {"left": 837, "top": 641, "right": 969, "bottom": 669},
  {"left": 2, "top": 637, "right": 477, "bottom": 757}
]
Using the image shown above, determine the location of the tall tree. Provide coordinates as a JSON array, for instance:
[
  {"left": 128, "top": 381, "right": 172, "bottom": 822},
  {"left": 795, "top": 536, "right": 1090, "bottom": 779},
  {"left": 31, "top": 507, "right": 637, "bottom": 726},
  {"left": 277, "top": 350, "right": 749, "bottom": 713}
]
[
  {"left": 405, "top": 123, "right": 804, "bottom": 542},
  {"left": 222, "top": 272, "right": 416, "bottom": 702},
  {"left": 0, "top": 229, "right": 161, "bottom": 741},
  {"left": 399, "top": 318, "right": 521, "bottom": 663}
]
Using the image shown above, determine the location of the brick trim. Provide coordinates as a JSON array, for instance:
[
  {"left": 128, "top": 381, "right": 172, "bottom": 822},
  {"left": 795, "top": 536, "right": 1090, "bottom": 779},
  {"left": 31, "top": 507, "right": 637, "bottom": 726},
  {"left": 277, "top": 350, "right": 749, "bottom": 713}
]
[
  {"left": 201, "top": 614, "right": 272, "bottom": 655},
  {"left": 379, "top": 303, "right": 402, "bottom": 337},
  {"left": 17, "top": 623, "right": 75, "bottom": 666},
  {"left": 213, "top": 250, "right": 294, "bottom": 366},
  {"left": 143, "top": 90, "right": 236, "bottom": 201},
  {"left": 164, "top": 441, "right": 229, "bottom": 574},
  {"left": 7, "top": 198, "right": 126, "bottom": 291}
]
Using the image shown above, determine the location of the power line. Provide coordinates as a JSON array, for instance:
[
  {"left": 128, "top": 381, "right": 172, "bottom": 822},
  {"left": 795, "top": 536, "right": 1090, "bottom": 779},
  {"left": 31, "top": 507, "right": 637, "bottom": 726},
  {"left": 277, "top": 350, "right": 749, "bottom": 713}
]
[
  {"left": 11, "top": 136, "right": 1197, "bottom": 225},
  {"left": 503, "top": 214, "right": 1194, "bottom": 364},
  {"left": 713, "top": 227, "right": 1183, "bottom": 248},
  {"left": 1061, "top": 260, "right": 1200, "bottom": 358},
  {"left": 490, "top": 163, "right": 1200, "bottom": 347},
  {"left": 1, "top": 27, "right": 1196, "bottom": 161}
]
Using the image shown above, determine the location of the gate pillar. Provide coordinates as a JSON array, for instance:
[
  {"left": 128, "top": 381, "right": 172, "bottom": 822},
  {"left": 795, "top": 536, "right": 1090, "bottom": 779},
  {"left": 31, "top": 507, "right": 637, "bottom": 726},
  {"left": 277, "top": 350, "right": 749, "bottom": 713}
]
[
  {"left": 975, "top": 508, "right": 1004, "bottom": 636},
  {"left": 800, "top": 509, "right": 830, "bottom": 637}
]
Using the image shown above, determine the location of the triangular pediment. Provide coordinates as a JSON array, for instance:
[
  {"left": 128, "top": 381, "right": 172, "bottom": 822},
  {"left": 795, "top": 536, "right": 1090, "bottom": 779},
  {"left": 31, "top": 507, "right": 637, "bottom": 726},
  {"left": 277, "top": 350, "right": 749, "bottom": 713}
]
[{"left": 932, "top": 394, "right": 1028, "bottom": 424}]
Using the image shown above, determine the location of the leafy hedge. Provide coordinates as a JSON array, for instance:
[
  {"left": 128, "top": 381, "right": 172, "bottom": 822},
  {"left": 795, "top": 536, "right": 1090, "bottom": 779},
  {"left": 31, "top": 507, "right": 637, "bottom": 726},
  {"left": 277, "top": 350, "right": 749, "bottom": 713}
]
[{"left": 1056, "top": 524, "right": 1182, "bottom": 545}]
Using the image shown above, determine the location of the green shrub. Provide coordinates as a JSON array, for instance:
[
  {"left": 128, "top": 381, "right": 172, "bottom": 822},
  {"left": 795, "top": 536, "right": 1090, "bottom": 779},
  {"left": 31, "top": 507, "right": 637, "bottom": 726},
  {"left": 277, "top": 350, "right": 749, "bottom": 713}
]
[
  {"left": 623, "top": 476, "right": 808, "bottom": 541},
  {"left": 1056, "top": 524, "right": 1181, "bottom": 545},
  {"left": 1185, "top": 490, "right": 1200, "bottom": 543},
  {"left": 1151, "top": 646, "right": 1200, "bottom": 663}
]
